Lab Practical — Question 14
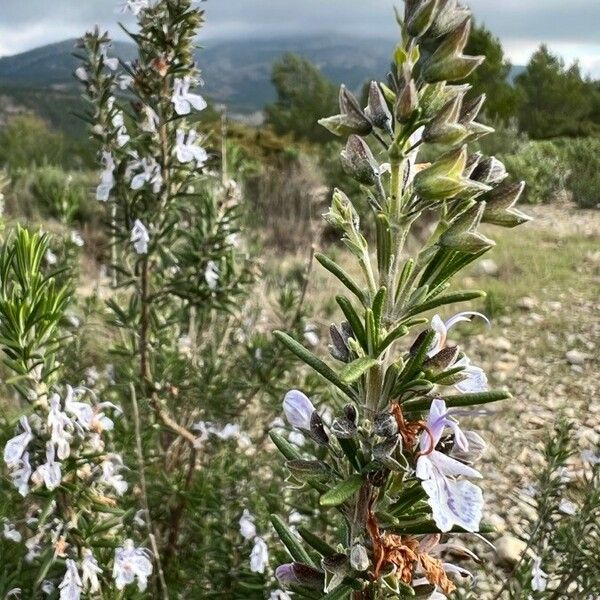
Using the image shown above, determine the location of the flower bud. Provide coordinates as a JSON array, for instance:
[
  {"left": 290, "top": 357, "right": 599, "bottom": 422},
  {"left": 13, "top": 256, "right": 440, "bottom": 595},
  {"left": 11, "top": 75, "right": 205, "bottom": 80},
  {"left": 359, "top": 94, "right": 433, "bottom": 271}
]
[
  {"left": 324, "top": 188, "right": 359, "bottom": 231},
  {"left": 331, "top": 416, "right": 357, "bottom": 439},
  {"left": 329, "top": 323, "right": 350, "bottom": 362},
  {"left": 319, "top": 85, "right": 373, "bottom": 137},
  {"left": 423, "top": 345, "right": 460, "bottom": 373},
  {"left": 405, "top": 0, "right": 440, "bottom": 38},
  {"left": 460, "top": 94, "right": 486, "bottom": 125},
  {"left": 428, "top": 0, "right": 471, "bottom": 38},
  {"left": 275, "top": 563, "right": 325, "bottom": 590},
  {"left": 339, "top": 85, "right": 372, "bottom": 135},
  {"left": 341, "top": 135, "right": 381, "bottom": 186},
  {"left": 422, "top": 95, "right": 467, "bottom": 145},
  {"left": 422, "top": 20, "right": 483, "bottom": 83},
  {"left": 309, "top": 411, "right": 329, "bottom": 446},
  {"left": 471, "top": 156, "right": 507, "bottom": 185},
  {"left": 283, "top": 390, "right": 315, "bottom": 430},
  {"left": 413, "top": 146, "right": 468, "bottom": 200},
  {"left": 440, "top": 203, "right": 495, "bottom": 253},
  {"left": 450, "top": 430, "right": 487, "bottom": 463},
  {"left": 374, "top": 412, "right": 399, "bottom": 438},
  {"left": 395, "top": 78, "right": 418, "bottom": 123},
  {"left": 481, "top": 181, "right": 532, "bottom": 227},
  {"left": 350, "top": 544, "right": 370, "bottom": 572},
  {"left": 365, "top": 82, "right": 393, "bottom": 135}
]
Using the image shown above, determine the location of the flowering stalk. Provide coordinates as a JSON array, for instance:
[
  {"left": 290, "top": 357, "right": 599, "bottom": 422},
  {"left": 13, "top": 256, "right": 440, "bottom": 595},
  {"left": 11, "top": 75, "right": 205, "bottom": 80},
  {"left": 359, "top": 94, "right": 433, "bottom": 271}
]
[
  {"left": 0, "top": 229, "right": 150, "bottom": 598},
  {"left": 270, "top": 1, "right": 531, "bottom": 598},
  {"left": 78, "top": 0, "right": 255, "bottom": 587}
]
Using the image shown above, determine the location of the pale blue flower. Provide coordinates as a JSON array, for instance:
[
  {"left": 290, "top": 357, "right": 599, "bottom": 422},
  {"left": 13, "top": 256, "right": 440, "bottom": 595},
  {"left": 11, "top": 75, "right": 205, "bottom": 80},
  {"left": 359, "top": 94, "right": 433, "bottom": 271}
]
[{"left": 283, "top": 390, "right": 315, "bottom": 430}]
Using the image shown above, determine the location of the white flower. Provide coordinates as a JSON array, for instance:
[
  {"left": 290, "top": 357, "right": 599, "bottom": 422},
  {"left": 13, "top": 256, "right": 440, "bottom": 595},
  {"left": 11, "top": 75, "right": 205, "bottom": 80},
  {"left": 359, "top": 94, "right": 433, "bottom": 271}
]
[
  {"left": 429, "top": 312, "right": 489, "bottom": 393},
  {"left": 33, "top": 443, "right": 62, "bottom": 491},
  {"left": 531, "top": 556, "right": 548, "bottom": 592},
  {"left": 59, "top": 559, "right": 82, "bottom": 600},
  {"left": 5, "top": 589, "right": 21, "bottom": 599},
  {"left": 303, "top": 325, "right": 319, "bottom": 348},
  {"left": 81, "top": 549, "right": 102, "bottom": 593},
  {"left": 11, "top": 452, "right": 32, "bottom": 497},
  {"left": 48, "top": 394, "right": 73, "bottom": 460},
  {"left": 64, "top": 385, "right": 93, "bottom": 430},
  {"left": 118, "top": 0, "right": 151, "bottom": 16},
  {"left": 141, "top": 105, "right": 160, "bottom": 133},
  {"left": 171, "top": 77, "right": 207, "bottom": 115},
  {"left": 250, "top": 537, "right": 269, "bottom": 573},
  {"left": 4, "top": 416, "right": 33, "bottom": 467},
  {"left": 205, "top": 261, "right": 219, "bottom": 289},
  {"left": 239, "top": 510, "right": 257, "bottom": 540},
  {"left": 75, "top": 67, "right": 88, "bottom": 82},
  {"left": 288, "top": 510, "right": 303, "bottom": 525},
  {"left": 113, "top": 539, "right": 153, "bottom": 592},
  {"left": 3, "top": 522, "right": 22, "bottom": 543},
  {"left": 70, "top": 231, "right": 85, "bottom": 247},
  {"left": 581, "top": 449, "right": 600, "bottom": 465},
  {"left": 217, "top": 423, "right": 241, "bottom": 440},
  {"left": 100, "top": 455, "right": 128, "bottom": 496},
  {"left": 96, "top": 151, "right": 115, "bottom": 201},
  {"left": 131, "top": 219, "right": 150, "bottom": 255},
  {"left": 416, "top": 399, "right": 484, "bottom": 532},
  {"left": 558, "top": 499, "right": 577, "bottom": 516},
  {"left": 41, "top": 580, "right": 55, "bottom": 595},
  {"left": 45, "top": 249, "right": 58, "bottom": 266},
  {"left": 25, "top": 532, "right": 44, "bottom": 562},
  {"left": 175, "top": 129, "right": 208, "bottom": 166},
  {"left": 270, "top": 590, "right": 292, "bottom": 600},
  {"left": 288, "top": 431, "right": 306, "bottom": 447},
  {"left": 100, "top": 44, "right": 119, "bottom": 71},
  {"left": 130, "top": 157, "right": 162, "bottom": 192},
  {"left": 117, "top": 74, "right": 134, "bottom": 90},
  {"left": 283, "top": 390, "right": 315, "bottom": 430}
]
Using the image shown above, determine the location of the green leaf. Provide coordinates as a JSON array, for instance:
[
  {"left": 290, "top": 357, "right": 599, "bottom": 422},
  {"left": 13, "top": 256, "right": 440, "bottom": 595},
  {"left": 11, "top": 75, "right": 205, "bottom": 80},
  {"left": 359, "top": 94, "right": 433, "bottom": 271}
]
[
  {"left": 274, "top": 331, "right": 356, "bottom": 400},
  {"left": 271, "top": 514, "right": 316, "bottom": 566},
  {"left": 320, "top": 474, "right": 364, "bottom": 507},
  {"left": 336, "top": 296, "right": 367, "bottom": 350},
  {"left": 403, "top": 389, "right": 511, "bottom": 411},
  {"left": 405, "top": 290, "right": 486, "bottom": 317},
  {"left": 371, "top": 287, "right": 387, "bottom": 331},
  {"left": 270, "top": 431, "right": 303, "bottom": 461},
  {"left": 320, "top": 585, "right": 353, "bottom": 600},
  {"left": 316, "top": 253, "right": 366, "bottom": 305},
  {"left": 339, "top": 356, "right": 378, "bottom": 383},
  {"left": 297, "top": 527, "right": 338, "bottom": 558}
]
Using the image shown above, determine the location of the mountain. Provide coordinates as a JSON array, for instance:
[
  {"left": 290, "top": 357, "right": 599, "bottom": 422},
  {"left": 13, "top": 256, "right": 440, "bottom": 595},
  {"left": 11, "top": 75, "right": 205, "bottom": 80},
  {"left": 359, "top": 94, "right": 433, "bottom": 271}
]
[{"left": 0, "top": 36, "right": 395, "bottom": 114}]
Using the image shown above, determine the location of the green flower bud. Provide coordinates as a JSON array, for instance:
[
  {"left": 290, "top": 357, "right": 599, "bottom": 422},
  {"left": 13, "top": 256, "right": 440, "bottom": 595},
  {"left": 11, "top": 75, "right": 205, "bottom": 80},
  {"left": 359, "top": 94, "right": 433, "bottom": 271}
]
[
  {"left": 405, "top": 0, "right": 440, "bottom": 38},
  {"left": 413, "top": 146, "right": 467, "bottom": 200},
  {"left": 423, "top": 95, "right": 468, "bottom": 145},
  {"left": 428, "top": 0, "right": 471, "bottom": 38},
  {"left": 481, "top": 181, "right": 532, "bottom": 227},
  {"left": 440, "top": 203, "right": 495, "bottom": 253},
  {"left": 318, "top": 84, "right": 373, "bottom": 137}
]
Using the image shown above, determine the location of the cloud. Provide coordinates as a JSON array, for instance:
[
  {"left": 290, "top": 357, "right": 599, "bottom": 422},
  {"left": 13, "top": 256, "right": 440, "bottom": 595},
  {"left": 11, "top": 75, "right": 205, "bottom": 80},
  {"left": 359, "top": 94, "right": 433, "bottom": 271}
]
[{"left": 0, "top": 0, "right": 599, "bottom": 76}]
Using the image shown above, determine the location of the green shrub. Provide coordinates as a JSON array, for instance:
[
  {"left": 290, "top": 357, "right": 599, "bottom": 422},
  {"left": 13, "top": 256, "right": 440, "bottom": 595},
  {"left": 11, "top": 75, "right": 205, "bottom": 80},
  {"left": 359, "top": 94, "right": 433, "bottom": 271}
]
[
  {"left": 6, "top": 166, "right": 98, "bottom": 225},
  {"left": 557, "top": 137, "right": 600, "bottom": 209},
  {"left": 500, "top": 140, "right": 568, "bottom": 204}
]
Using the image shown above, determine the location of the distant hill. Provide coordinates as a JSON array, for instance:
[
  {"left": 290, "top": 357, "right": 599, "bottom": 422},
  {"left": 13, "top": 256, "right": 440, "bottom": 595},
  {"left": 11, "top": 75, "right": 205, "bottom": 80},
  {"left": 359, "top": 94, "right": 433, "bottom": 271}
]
[
  {"left": 0, "top": 36, "right": 525, "bottom": 137},
  {"left": 0, "top": 36, "right": 395, "bottom": 114}
]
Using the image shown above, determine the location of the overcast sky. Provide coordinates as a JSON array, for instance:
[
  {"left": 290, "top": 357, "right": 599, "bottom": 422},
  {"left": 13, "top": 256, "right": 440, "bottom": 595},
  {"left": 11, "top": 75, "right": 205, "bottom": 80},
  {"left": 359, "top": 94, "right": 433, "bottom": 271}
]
[{"left": 1, "top": 0, "right": 599, "bottom": 76}]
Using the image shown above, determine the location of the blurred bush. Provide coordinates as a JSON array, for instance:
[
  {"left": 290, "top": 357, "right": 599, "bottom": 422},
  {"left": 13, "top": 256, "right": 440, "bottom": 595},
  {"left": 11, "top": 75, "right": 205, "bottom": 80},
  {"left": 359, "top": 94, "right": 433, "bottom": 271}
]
[{"left": 0, "top": 114, "right": 94, "bottom": 171}]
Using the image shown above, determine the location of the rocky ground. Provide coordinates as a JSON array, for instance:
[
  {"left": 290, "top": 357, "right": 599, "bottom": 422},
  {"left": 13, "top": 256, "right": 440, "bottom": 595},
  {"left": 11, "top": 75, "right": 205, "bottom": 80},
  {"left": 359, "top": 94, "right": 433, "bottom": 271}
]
[{"left": 454, "top": 204, "right": 600, "bottom": 597}]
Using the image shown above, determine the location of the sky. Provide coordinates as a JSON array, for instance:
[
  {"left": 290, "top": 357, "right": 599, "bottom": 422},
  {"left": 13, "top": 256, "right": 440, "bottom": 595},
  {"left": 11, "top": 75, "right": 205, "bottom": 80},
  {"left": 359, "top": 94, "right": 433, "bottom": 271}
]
[{"left": 0, "top": 0, "right": 599, "bottom": 76}]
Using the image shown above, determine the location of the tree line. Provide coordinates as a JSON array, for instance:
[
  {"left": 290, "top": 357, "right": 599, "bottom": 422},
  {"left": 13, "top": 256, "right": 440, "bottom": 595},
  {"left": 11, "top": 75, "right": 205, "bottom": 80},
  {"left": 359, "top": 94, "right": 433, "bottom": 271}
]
[{"left": 266, "top": 23, "right": 600, "bottom": 143}]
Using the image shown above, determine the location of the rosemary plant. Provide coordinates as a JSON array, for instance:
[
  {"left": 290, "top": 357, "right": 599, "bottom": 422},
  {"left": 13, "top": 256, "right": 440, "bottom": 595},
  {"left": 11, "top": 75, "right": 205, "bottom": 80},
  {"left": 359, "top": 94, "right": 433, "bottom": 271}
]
[
  {"left": 270, "top": 1, "right": 531, "bottom": 598},
  {"left": 78, "top": 0, "right": 255, "bottom": 594}
]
